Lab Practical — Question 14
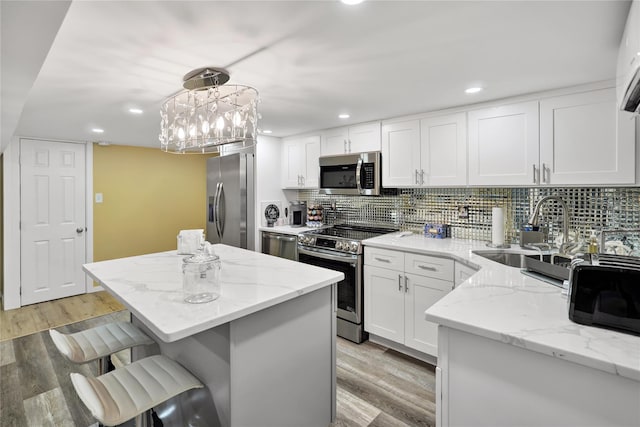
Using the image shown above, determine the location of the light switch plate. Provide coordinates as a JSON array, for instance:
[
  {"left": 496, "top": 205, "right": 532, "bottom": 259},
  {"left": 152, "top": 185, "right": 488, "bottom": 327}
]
[{"left": 95, "top": 193, "right": 103, "bottom": 203}]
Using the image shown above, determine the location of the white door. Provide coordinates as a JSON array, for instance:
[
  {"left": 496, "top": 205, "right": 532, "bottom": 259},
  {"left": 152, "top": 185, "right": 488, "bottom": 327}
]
[
  {"left": 468, "top": 101, "right": 539, "bottom": 186},
  {"left": 421, "top": 113, "right": 468, "bottom": 186},
  {"left": 348, "top": 122, "right": 381, "bottom": 153},
  {"left": 302, "top": 135, "right": 320, "bottom": 188},
  {"left": 20, "top": 139, "right": 87, "bottom": 305},
  {"left": 320, "top": 127, "right": 348, "bottom": 155},
  {"left": 363, "top": 265, "right": 405, "bottom": 342},
  {"left": 381, "top": 120, "right": 421, "bottom": 187},
  {"left": 281, "top": 139, "right": 304, "bottom": 188},
  {"left": 539, "top": 88, "right": 635, "bottom": 185},
  {"left": 404, "top": 273, "right": 452, "bottom": 356}
]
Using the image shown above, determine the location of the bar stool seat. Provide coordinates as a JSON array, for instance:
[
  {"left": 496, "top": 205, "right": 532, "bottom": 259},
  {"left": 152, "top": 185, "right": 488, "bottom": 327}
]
[
  {"left": 49, "top": 321, "right": 154, "bottom": 364},
  {"left": 71, "top": 354, "right": 203, "bottom": 426}
]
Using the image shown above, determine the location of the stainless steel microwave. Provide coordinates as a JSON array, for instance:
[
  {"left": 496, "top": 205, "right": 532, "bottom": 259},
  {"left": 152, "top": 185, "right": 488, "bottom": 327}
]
[{"left": 319, "top": 151, "right": 381, "bottom": 196}]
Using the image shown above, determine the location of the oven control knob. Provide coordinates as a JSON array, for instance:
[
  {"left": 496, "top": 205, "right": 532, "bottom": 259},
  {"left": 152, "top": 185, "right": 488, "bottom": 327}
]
[
  {"left": 350, "top": 242, "right": 359, "bottom": 252},
  {"left": 309, "top": 237, "right": 315, "bottom": 245},
  {"left": 335, "top": 241, "right": 344, "bottom": 250}
]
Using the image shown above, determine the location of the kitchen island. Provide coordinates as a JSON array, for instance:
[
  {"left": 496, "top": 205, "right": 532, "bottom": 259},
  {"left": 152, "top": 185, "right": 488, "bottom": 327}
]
[
  {"left": 83, "top": 244, "right": 344, "bottom": 427},
  {"left": 362, "top": 233, "right": 640, "bottom": 427}
]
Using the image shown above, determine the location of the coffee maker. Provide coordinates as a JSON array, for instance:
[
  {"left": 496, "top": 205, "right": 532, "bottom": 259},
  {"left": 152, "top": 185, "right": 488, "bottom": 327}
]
[{"left": 289, "top": 201, "right": 307, "bottom": 227}]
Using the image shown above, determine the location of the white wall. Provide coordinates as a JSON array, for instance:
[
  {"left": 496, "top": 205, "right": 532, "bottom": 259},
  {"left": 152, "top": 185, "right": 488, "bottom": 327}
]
[{"left": 255, "top": 135, "right": 288, "bottom": 250}]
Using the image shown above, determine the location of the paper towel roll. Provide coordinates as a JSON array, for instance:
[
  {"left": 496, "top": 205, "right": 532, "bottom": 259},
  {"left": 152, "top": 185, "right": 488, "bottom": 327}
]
[{"left": 491, "top": 207, "right": 505, "bottom": 246}]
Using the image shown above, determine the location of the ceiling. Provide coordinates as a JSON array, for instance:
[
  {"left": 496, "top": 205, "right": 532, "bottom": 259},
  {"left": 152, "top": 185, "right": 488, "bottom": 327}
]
[{"left": 0, "top": 0, "right": 632, "bottom": 152}]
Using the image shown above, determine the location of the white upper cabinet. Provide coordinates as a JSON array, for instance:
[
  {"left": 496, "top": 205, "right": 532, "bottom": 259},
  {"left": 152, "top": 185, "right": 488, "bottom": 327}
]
[
  {"left": 383, "top": 113, "right": 467, "bottom": 188},
  {"left": 281, "top": 135, "right": 320, "bottom": 189},
  {"left": 320, "top": 122, "right": 381, "bottom": 156},
  {"left": 382, "top": 120, "right": 421, "bottom": 187},
  {"left": 540, "top": 88, "right": 635, "bottom": 185},
  {"left": 420, "top": 113, "right": 467, "bottom": 186},
  {"left": 468, "top": 101, "right": 540, "bottom": 186}
]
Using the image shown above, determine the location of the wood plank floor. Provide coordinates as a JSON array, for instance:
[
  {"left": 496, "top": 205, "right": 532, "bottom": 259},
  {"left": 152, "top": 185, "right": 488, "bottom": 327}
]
[
  {"left": 0, "top": 291, "right": 125, "bottom": 342},
  {"left": 0, "top": 297, "right": 435, "bottom": 427}
]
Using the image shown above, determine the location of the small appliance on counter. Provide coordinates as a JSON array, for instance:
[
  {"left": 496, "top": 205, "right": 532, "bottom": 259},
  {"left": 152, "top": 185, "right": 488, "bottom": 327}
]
[
  {"left": 568, "top": 254, "right": 640, "bottom": 336},
  {"left": 306, "top": 203, "right": 324, "bottom": 227},
  {"left": 289, "top": 200, "right": 307, "bottom": 227}
]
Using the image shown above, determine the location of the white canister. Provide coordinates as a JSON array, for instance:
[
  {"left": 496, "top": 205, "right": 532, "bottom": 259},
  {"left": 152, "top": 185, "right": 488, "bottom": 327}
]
[
  {"left": 182, "top": 252, "right": 221, "bottom": 304},
  {"left": 491, "top": 207, "right": 505, "bottom": 246}
]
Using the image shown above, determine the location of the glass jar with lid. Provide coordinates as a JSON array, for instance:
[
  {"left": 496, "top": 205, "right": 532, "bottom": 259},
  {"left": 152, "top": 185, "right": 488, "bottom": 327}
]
[{"left": 182, "top": 252, "right": 221, "bottom": 303}]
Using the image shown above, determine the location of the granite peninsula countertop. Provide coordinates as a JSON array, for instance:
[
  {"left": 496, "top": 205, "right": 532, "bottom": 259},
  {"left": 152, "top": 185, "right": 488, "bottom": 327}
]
[
  {"left": 83, "top": 244, "right": 343, "bottom": 342},
  {"left": 362, "top": 232, "right": 640, "bottom": 382}
]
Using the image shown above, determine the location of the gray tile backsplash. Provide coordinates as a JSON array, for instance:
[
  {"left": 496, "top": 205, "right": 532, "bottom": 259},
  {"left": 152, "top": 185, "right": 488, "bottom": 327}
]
[{"left": 298, "top": 187, "right": 640, "bottom": 252}]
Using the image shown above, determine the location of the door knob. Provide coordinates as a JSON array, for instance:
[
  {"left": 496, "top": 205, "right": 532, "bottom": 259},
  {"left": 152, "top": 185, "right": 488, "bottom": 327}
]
[{"left": 76, "top": 228, "right": 84, "bottom": 234}]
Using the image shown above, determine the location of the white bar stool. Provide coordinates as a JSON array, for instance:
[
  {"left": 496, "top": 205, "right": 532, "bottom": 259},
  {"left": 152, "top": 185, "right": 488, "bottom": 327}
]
[
  {"left": 49, "top": 321, "right": 155, "bottom": 374},
  {"left": 71, "top": 354, "right": 203, "bottom": 426}
]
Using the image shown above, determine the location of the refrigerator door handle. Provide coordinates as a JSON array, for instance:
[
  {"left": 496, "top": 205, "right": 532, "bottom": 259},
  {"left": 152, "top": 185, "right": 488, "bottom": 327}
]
[
  {"left": 218, "top": 182, "right": 226, "bottom": 238},
  {"left": 214, "top": 182, "right": 222, "bottom": 238}
]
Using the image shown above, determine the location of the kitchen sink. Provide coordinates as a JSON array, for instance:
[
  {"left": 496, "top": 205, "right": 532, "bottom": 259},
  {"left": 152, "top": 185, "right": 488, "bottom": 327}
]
[{"left": 473, "top": 250, "right": 573, "bottom": 286}]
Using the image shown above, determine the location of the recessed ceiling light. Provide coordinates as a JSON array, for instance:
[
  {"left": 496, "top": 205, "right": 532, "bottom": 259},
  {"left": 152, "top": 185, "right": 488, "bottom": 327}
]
[
  {"left": 92, "top": 128, "right": 105, "bottom": 133},
  {"left": 338, "top": 114, "right": 350, "bottom": 119},
  {"left": 262, "top": 130, "right": 273, "bottom": 134},
  {"left": 341, "top": 0, "right": 365, "bottom": 4},
  {"left": 128, "top": 108, "right": 143, "bottom": 114},
  {"left": 465, "top": 87, "right": 483, "bottom": 94}
]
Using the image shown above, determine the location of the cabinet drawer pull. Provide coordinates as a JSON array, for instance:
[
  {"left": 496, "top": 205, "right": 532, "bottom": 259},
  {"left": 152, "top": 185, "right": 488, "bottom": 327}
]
[
  {"left": 374, "top": 257, "right": 391, "bottom": 263},
  {"left": 418, "top": 265, "right": 437, "bottom": 271},
  {"left": 398, "top": 274, "right": 403, "bottom": 291}
]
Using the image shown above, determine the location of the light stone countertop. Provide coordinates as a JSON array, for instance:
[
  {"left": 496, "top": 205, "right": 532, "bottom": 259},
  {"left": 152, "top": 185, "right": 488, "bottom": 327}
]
[
  {"left": 83, "top": 244, "right": 343, "bottom": 343},
  {"left": 362, "top": 232, "right": 640, "bottom": 382}
]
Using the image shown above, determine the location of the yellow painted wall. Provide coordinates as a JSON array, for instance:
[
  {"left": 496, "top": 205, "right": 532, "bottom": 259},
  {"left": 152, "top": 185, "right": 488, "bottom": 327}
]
[
  {"left": 93, "top": 145, "right": 214, "bottom": 261},
  {"left": 0, "top": 154, "right": 3, "bottom": 295}
]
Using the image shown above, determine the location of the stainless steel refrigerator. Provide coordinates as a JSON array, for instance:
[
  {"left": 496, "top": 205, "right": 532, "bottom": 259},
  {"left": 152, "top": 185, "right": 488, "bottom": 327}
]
[{"left": 206, "top": 151, "right": 255, "bottom": 250}]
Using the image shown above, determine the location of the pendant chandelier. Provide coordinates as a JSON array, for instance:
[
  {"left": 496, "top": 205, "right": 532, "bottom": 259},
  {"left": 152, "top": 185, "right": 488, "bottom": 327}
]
[{"left": 159, "top": 67, "right": 259, "bottom": 154}]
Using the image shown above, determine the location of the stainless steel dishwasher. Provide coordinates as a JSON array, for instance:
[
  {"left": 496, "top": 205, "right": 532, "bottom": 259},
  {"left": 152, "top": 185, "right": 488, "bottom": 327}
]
[{"left": 261, "top": 231, "right": 298, "bottom": 261}]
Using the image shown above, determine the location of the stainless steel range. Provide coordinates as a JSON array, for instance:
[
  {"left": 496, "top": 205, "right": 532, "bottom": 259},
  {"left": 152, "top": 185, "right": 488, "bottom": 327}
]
[{"left": 297, "top": 224, "right": 398, "bottom": 343}]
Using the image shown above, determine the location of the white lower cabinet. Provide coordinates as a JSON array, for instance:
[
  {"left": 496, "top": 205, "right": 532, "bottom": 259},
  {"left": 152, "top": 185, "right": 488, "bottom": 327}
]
[{"left": 364, "top": 247, "right": 454, "bottom": 357}]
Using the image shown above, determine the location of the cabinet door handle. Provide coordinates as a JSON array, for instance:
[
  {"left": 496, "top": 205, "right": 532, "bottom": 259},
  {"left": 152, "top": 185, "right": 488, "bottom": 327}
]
[
  {"left": 542, "top": 163, "right": 548, "bottom": 184},
  {"left": 344, "top": 140, "right": 347, "bottom": 153},
  {"left": 404, "top": 275, "right": 409, "bottom": 293},
  {"left": 420, "top": 169, "right": 425, "bottom": 185},
  {"left": 418, "top": 265, "right": 437, "bottom": 271},
  {"left": 532, "top": 164, "right": 538, "bottom": 184},
  {"left": 415, "top": 169, "right": 420, "bottom": 184},
  {"left": 398, "top": 274, "right": 403, "bottom": 291},
  {"left": 348, "top": 139, "right": 352, "bottom": 152},
  {"left": 374, "top": 257, "right": 391, "bottom": 263}
]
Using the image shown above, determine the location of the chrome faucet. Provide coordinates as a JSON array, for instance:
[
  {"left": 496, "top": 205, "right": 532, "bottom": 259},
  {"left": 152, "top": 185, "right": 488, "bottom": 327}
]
[{"left": 527, "top": 195, "right": 572, "bottom": 253}]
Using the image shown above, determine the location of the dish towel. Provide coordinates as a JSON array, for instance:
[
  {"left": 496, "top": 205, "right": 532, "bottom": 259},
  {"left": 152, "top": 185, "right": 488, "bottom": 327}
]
[{"left": 177, "top": 229, "right": 204, "bottom": 255}]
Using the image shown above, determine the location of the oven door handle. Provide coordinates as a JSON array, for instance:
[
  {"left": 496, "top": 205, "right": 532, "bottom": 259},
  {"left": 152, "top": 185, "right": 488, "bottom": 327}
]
[{"left": 298, "top": 247, "right": 358, "bottom": 264}]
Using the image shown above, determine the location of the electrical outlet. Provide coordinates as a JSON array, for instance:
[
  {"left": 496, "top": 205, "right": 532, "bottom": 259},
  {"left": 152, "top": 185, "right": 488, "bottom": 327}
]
[{"left": 458, "top": 205, "right": 469, "bottom": 219}]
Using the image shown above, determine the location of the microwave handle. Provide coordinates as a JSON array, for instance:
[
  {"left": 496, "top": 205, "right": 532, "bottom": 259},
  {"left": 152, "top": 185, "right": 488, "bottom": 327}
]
[{"left": 355, "top": 157, "right": 363, "bottom": 194}]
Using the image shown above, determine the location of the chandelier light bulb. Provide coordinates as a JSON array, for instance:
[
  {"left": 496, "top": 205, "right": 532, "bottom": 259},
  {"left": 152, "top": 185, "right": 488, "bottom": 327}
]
[
  {"left": 178, "top": 127, "right": 186, "bottom": 141},
  {"left": 202, "top": 121, "right": 210, "bottom": 134},
  {"left": 216, "top": 116, "right": 225, "bottom": 130},
  {"left": 189, "top": 125, "right": 196, "bottom": 138},
  {"left": 233, "top": 111, "right": 242, "bottom": 127}
]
